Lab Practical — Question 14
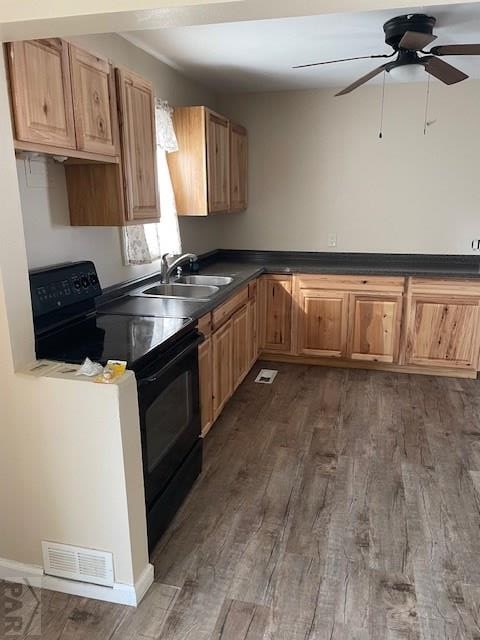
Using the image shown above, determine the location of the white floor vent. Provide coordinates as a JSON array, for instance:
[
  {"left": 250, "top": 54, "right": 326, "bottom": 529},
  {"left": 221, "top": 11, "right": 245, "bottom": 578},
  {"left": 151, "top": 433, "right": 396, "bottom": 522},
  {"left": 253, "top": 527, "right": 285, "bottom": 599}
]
[{"left": 42, "top": 541, "right": 114, "bottom": 587}]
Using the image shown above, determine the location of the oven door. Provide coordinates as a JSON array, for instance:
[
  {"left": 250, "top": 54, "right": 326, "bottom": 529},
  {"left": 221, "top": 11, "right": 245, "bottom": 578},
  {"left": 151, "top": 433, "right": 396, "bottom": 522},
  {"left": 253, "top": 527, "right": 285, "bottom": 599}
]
[{"left": 136, "top": 331, "right": 203, "bottom": 507}]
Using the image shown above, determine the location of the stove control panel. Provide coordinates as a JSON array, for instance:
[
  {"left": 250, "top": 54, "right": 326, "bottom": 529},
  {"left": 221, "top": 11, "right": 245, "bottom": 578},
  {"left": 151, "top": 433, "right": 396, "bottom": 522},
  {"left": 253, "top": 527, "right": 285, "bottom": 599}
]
[{"left": 29, "top": 261, "right": 102, "bottom": 318}]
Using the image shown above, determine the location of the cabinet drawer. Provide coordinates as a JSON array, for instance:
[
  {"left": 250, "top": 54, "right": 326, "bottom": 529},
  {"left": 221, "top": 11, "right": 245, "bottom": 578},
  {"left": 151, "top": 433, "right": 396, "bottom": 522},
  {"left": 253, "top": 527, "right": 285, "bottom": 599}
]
[
  {"left": 295, "top": 274, "right": 405, "bottom": 294},
  {"left": 409, "top": 278, "right": 480, "bottom": 296},
  {"left": 212, "top": 287, "right": 249, "bottom": 330}
]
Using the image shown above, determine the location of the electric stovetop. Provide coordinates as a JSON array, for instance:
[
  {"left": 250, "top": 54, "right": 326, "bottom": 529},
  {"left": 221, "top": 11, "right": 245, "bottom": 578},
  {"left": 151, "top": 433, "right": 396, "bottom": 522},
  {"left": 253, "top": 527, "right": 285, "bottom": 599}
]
[{"left": 36, "top": 313, "right": 193, "bottom": 371}]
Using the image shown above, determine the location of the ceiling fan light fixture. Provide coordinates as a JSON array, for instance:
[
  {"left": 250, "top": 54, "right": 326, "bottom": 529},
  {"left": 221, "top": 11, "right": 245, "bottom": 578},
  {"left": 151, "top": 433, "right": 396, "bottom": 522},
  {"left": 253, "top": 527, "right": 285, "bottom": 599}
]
[
  {"left": 387, "top": 63, "right": 426, "bottom": 82},
  {"left": 294, "top": 12, "right": 477, "bottom": 95}
]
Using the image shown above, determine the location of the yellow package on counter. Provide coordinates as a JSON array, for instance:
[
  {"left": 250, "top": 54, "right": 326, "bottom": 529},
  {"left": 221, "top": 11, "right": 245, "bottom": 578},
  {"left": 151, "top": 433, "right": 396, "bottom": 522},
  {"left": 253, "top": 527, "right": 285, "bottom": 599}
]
[{"left": 94, "top": 360, "right": 127, "bottom": 384}]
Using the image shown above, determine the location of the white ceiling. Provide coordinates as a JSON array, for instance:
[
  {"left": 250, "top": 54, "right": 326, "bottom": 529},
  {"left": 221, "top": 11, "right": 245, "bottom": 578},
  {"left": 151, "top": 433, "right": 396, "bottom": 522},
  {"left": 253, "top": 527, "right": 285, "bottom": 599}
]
[{"left": 123, "top": 2, "right": 480, "bottom": 92}]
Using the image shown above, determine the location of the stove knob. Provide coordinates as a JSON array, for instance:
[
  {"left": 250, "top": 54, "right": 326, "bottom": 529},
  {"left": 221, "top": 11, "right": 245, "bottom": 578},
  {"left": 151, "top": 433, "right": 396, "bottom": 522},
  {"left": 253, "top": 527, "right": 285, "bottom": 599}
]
[
  {"left": 73, "top": 279, "right": 81, "bottom": 290},
  {"left": 89, "top": 273, "right": 98, "bottom": 286},
  {"left": 81, "top": 276, "right": 89, "bottom": 288}
]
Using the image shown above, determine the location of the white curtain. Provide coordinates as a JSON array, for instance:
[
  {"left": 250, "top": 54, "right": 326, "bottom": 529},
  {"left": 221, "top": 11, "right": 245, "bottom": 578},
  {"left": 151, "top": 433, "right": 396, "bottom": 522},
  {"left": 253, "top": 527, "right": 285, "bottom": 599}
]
[{"left": 122, "top": 101, "right": 182, "bottom": 265}]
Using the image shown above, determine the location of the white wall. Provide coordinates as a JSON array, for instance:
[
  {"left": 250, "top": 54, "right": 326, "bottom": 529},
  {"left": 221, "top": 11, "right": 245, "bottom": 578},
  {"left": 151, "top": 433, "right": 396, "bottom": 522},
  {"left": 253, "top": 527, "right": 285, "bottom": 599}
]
[
  {"left": 19, "top": 33, "right": 223, "bottom": 288},
  {"left": 1, "top": 369, "right": 148, "bottom": 589},
  {"left": 218, "top": 80, "right": 480, "bottom": 254}
]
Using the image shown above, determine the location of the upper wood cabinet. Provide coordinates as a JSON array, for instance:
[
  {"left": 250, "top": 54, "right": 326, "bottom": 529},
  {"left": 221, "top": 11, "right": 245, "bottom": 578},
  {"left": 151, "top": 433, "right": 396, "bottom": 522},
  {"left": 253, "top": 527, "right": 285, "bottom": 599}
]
[
  {"left": 7, "top": 39, "right": 76, "bottom": 149},
  {"left": 7, "top": 39, "right": 160, "bottom": 226},
  {"left": 67, "top": 65, "right": 160, "bottom": 226},
  {"left": 403, "top": 279, "right": 480, "bottom": 371},
  {"left": 347, "top": 293, "right": 402, "bottom": 363},
  {"left": 115, "top": 67, "right": 159, "bottom": 221},
  {"left": 230, "top": 123, "right": 248, "bottom": 211},
  {"left": 168, "top": 106, "right": 247, "bottom": 216},
  {"left": 207, "top": 111, "right": 230, "bottom": 213},
  {"left": 258, "top": 275, "right": 292, "bottom": 354},
  {"left": 69, "top": 44, "right": 118, "bottom": 157}
]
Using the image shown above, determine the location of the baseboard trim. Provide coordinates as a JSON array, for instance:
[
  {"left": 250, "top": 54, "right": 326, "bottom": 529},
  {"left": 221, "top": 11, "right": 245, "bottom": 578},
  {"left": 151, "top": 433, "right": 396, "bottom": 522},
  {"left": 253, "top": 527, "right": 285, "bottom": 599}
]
[
  {"left": 0, "top": 557, "right": 154, "bottom": 607},
  {"left": 258, "top": 352, "right": 477, "bottom": 379}
]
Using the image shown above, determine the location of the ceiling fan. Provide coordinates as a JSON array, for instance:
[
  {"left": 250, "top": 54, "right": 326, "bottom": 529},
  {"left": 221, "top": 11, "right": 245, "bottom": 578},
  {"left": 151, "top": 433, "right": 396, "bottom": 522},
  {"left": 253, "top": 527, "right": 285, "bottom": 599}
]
[{"left": 294, "top": 14, "right": 480, "bottom": 96}]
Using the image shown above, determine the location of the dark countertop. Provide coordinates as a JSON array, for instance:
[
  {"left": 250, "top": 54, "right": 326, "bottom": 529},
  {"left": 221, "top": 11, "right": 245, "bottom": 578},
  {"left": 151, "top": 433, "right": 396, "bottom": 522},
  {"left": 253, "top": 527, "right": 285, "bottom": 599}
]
[{"left": 98, "top": 250, "right": 480, "bottom": 325}]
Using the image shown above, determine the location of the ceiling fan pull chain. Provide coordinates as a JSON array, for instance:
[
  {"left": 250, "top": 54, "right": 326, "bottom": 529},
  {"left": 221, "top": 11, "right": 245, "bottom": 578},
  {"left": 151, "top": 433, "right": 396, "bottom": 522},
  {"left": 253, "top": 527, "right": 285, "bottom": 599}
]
[
  {"left": 423, "top": 74, "right": 431, "bottom": 135},
  {"left": 379, "top": 70, "right": 386, "bottom": 139}
]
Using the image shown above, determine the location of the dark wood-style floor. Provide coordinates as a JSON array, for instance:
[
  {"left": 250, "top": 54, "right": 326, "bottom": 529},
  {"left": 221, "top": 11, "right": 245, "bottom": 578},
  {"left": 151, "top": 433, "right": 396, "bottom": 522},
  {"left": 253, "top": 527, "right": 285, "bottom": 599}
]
[{"left": 13, "top": 363, "right": 480, "bottom": 639}]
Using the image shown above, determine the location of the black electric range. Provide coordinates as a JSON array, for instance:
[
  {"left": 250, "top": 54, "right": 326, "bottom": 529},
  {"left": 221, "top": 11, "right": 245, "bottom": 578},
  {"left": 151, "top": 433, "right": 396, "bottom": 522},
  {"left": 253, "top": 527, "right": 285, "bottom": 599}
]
[
  {"left": 30, "top": 261, "right": 194, "bottom": 371},
  {"left": 36, "top": 312, "right": 193, "bottom": 372},
  {"left": 29, "top": 261, "right": 203, "bottom": 552}
]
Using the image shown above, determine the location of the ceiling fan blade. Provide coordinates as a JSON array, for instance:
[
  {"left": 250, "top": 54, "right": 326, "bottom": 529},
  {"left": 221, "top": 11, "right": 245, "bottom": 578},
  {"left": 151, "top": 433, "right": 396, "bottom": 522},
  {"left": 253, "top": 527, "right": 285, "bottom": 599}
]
[
  {"left": 430, "top": 44, "right": 480, "bottom": 56},
  {"left": 293, "top": 53, "right": 392, "bottom": 69},
  {"left": 420, "top": 55, "right": 469, "bottom": 84},
  {"left": 399, "top": 30, "right": 437, "bottom": 50},
  {"left": 335, "top": 63, "right": 388, "bottom": 96}
]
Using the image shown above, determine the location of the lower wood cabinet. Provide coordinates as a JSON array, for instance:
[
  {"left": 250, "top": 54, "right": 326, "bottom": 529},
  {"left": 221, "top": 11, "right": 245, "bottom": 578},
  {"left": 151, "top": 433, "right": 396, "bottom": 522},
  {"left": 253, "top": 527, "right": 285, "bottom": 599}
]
[
  {"left": 198, "top": 336, "right": 213, "bottom": 436},
  {"left": 198, "top": 283, "right": 259, "bottom": 436},
  {"left": 232, "top": 304, "right": 250, "bottom": 391},
  {"left": 295, "top": 288, "right": 349, "bottom": 358},
  {"left": 200, "top": 273, "right": 480, "bottom": 436},
  {"left": 247, "top": 297, "right": 258, "bottom": 369},
  {"left": 212, "top": 319, "right": 234, "bottom": 421},
  {"left": 347, "top": 293, "right": 403, "bottom": 363},
  {"left": 404, "top": 280, "right": 480, "bottom": 370},
  {"left": 259, "top": 273, "right": 480, "bottom": 377},
  {"left": 259, "top": 275, "right": 292, "bottom": 353}
]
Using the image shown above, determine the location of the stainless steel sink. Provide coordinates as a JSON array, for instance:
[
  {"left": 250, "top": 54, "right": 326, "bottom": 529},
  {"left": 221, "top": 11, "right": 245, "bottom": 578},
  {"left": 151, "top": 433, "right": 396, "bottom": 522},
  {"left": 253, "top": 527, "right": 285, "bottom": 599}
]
[
  {"left": 142, "top": 283, "right": 219, "bottom": 299},
  {"left": 177, "top": 275, "right": 233, "bottom": 286}
]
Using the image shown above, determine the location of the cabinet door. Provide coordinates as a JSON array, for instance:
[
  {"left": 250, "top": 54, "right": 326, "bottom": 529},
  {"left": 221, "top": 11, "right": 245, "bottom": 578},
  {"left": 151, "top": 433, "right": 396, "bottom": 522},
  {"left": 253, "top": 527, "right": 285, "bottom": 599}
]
[
  {"left": 405, "top": 296, "right": 480, "bottom": 370},
  {"left": 259, "top": 275, "right": 292, "bottom": 353},
  {"left": 232, "top": 305, "right": 250, "bottom": 391},
  {"left": 116, "top": 67, "right": 159, "bottom": 221},
  {"left": 212, "top": 320, "right": 233, "bottom": 419},
  {"left": 69, "top": 45, "right": 118, "bottom": 156},
  {"left": 230, "top": 123, "right": 247, "bottom": 211},
  {"left": 296, "top": 289, "right": 349, "bottom": 358},
  {"left": 348, "top": 294, "right": 402, "bottom": 363},
  {"left": 198, "top": 337, "right": 213, "bottom": 437},
  {"left": 7, "top": 39, "right": 76, "bottom": 148},
  {"left": 207, "top": 111, "right": 230, "bottom": 213},
  {"left": 247, "top": 297, "right": 258, "bottom": 369}
]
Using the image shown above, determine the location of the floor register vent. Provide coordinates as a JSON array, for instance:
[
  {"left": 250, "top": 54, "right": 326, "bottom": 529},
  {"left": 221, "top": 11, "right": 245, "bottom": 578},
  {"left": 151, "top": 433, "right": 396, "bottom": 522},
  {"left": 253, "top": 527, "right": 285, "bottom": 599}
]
[{"left": 42, "top": 541, "right": 114, "bottom": 587}]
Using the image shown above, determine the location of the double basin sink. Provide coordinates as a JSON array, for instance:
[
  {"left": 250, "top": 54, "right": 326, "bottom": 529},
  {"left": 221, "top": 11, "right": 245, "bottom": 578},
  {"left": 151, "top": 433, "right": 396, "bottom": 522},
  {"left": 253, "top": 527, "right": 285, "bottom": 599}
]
[{"left": 142, "top": 275, "right": 233, "bottom": 300}]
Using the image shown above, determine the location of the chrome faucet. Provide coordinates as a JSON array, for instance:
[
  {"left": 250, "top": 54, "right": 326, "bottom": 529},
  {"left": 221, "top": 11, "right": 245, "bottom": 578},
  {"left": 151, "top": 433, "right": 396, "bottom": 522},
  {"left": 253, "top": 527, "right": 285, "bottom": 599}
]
[{"left": 160, "top": 253, "right": 198, "bottom": 284}]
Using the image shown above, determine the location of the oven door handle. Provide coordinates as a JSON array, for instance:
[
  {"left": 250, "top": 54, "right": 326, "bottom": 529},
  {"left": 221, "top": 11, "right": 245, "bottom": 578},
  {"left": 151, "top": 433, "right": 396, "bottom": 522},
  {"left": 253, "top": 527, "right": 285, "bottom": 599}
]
[{"left": 137, "top": 334, "right": 203, "bottom": 387}]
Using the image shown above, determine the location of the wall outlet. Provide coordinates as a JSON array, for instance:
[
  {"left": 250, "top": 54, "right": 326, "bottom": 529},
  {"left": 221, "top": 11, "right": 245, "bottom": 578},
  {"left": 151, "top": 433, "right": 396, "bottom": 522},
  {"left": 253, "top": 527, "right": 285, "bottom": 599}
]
[
  {"left": 328, "top": 232, "right": 337, "bottom": 248},
  {"left": 472, "top": 239, "right": 480, "bottom": 251}
]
